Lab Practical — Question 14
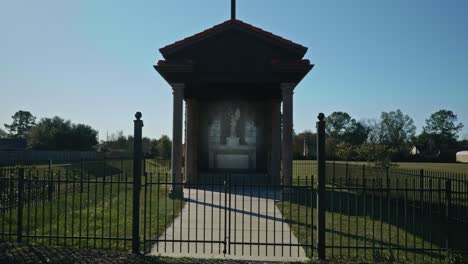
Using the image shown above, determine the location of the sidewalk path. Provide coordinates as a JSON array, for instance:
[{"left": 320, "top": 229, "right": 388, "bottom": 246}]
[{"left": 149, "top": 187, "right": 308, "bottom": 262}]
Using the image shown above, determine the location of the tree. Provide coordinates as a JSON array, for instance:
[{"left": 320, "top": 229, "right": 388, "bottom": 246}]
[
  {"left": 412, "top": 132, "right": 440, "bottom": 158},
  {"left": 0, "top": 128, "right": 7, "bottom": 139},
  {"left": 341, "top": 121, "right": 369, "bottom": 145},
  {"left": 325, "top": 138, "right": 339, "bottom": 159},
  {"left": 363, "top": 119, "right": 384, "bottom": 144},
  {"left": 28, "top": 116, "right": 69, "bottom": 149},
  {"left": 293, "top": 130, "right": 317, "bottom": 159},
  {"left": 4, "top": 110, "right": 36, "bottom": 139},
  {"left": 380, "top": 109, "right": 416, "bottom": 153},
  {"left": 150, "top": 139, "right": 160, "bottom": 157},
  {"left": 325, "top": 112, "right": 353, "bottom": 139},
  {"left": 142, "top": 137, "right": 152, "bottom": 155},
  {"left": 157, "top": 135, "right": 172, "bottom": 159},
  {"left": 335, "top": 142, "right": 358, "bottom": 161},
  {"left": 423, "top": 109, "right": 464, "bottom": 145},
  {"left": 356, "top": 143, "right": 394, "bottom": 169},
  {"left": 69, "top": 124, "right": 99, "bottom": 150},
  {"left": 28, "top": 116, "right": 98, "bottom": 150}
]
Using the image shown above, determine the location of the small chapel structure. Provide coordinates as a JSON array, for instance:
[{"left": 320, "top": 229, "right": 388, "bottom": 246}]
[{"left": 154, "top": 3, "right": 313, "bottom": 193}]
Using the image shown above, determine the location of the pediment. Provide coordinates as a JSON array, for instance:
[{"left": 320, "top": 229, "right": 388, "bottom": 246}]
[{"left": 160, "top": 19, "right": 308, "bottom": 63}]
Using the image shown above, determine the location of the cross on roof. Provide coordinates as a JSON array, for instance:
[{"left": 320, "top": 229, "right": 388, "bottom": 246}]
[{"left": 231, "top": 0, "right": 236, "bottom": 20}]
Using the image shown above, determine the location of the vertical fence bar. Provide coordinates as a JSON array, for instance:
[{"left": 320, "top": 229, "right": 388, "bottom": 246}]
[
  {"left": 316, "top": 113, "right": 326, "bottom": 260},
  {"left": 80, "top": 159, "right": 84, "bottom": 193},
  {"left": 445, "top": 179, "right": 451, "bottom": 251},
  {"left": 345, "top": 163, "right": 349, "bottom": 186},
  {"left": 48, "top": 160, "right": 53, "bottom": 201},
  {"left": 132, "top": 112, "right": 144, "bottom": 254},
  {"left": 419, "top": 169, "right": 424, "bottom": 205},
  {"left": 143, "top": 162, "right": 148, "bottom": 252},
  {"left": 223, "top": 172, "right": 228, "bottom": 255},
  {"left": 17, "top": 168, "right": 25, "bottom": 243}
]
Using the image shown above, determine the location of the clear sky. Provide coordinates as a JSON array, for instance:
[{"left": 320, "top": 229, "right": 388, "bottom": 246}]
[{"left": 1, "top": 0, "right": 467, "bottom": 140}]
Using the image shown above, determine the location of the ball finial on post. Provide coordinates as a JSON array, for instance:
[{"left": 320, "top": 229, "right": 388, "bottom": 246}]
[
  {"left": 318, "top": 112, "right": 325, "bottom": 122},
  {"left": 135, "top": 112, "right": 142, "bottom": 120}
]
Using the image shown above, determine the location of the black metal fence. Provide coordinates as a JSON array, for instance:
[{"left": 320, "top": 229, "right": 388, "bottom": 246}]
[
  {"left": 0, "top": 158, "right": 173, "bottom": 251},
  {"left": 0, "top": 162, "right": 314, "bottom": 260},
  {"left": 1, "top": 113, "right": 467, "bottom": 262},
  {"left": 325, "top": 162, "right": 468, "bottom": 224},
  {"left": 2, "top": 159, "right": 467, "bottom": 262}
]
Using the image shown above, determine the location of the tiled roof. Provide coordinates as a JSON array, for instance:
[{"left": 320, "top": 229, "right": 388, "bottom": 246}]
[{"left": 160, "top": 19, "right": 307, "bottom": 56}]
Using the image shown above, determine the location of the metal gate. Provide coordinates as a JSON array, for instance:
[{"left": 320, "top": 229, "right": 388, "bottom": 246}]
[{"left": 142, "top": 173, "right": 316, "bottom": 261}]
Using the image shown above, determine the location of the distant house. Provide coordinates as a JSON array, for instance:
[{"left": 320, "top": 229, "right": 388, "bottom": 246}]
[
  {"left": 409, "top": 146, "right": 420, "bottom": 156},
  {"left": 456, "top": 151, "right": 468, "bottom": 163},
  {"left": 0, "top": 139, "right": 27, "bottom": 151}
]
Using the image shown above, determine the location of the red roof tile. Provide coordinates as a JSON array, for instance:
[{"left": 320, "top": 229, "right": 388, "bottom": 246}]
[{"left": 160, "top": 19, "right": 307, "bottom": 56}]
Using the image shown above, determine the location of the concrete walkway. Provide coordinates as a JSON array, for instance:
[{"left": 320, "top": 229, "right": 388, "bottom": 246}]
[{"left": 149, "top": 187, "right": 308, "bottom": 262}]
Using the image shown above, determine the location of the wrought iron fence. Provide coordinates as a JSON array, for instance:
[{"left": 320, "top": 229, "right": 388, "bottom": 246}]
[
  {"left": 0, "top": 158, "right": 173, "bottom": 251},
  {"left": 325, "top": 162, "right": 468, "bottom": 224},
  {"left": 1, "top": 111, "right": 467, "bottom": 262},
  {"left": 1, "top": 160, "right": 467, "bottom": 262}
]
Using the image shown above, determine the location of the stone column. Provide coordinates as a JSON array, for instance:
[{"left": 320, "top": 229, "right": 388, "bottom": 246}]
[
  {"left": 185, "top": 98, "right": 198, "bottom": 184},
  {"left": 170, "top": 83, "right": 184, "bottom": 198},
  {"left": 281, "top": 83, "right": 295, "bottom": 186},
  {"left": 271, "top": 99, "right": 281, "bottom": 185}
]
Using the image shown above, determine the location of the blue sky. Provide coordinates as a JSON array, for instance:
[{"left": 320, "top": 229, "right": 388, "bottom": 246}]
[{"left": 1, "top": 0, "right": 467, "bottom": 140}]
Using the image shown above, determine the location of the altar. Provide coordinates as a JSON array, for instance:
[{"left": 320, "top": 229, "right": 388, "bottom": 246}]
[{"left": 210, "top": 145, "right": 256, "bottom": 170}]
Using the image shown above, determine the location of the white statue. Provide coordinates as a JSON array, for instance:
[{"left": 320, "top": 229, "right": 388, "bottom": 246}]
[{"left": 229, "top": 107, "right": 240, "bottom": 137}]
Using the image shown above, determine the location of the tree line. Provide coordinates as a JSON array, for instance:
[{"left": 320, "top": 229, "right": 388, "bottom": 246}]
[
  {"left": 1, "top": 110, "right": 98, "bottom": 150},
  {"left": 1, "top": 110, "right": 172, "bottom": 158},
  {"left": 294, "top": 109, "right": 466, "bottom": 165},
  {"left": 99, "top": 131, "right": 172, "bottom": 159},
  {"left": 2, "top": 109, "right": 465, "bottom": 163}
]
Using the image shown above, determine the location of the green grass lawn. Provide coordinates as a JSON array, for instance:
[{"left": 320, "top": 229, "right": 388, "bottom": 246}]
[
  {"left": 328, "top": 161, "right": 468, "bottom": 174},
  {"left": 0, "top": 164, "right": 183, "bottom": 252},
  {"left": 278, "top": 185, "right": 468, "bottom": 263},
  {"left": 293, "top": 160, "right": 468, "bottom": 175},
  {"left": 392, "top": 162, "right": 468, "bottom": 174},
  {"left": 292, "top": 160, "right": 468, "bottom": 187},
  {"left": 278, "top": 200, "right": 445, "bottom": 263}
]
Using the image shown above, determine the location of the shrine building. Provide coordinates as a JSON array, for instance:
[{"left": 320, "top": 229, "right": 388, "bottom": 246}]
[{"left": 154, "top": 11, "right": 313, "bottom": 194}]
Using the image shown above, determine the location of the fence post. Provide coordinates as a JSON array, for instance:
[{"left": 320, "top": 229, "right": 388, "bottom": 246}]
[
  {"left": 445, "top": 179, "right": 452, "bottom": 250},
  {"left": 17, "top": 168, "right": 25, "bottom": 243},
  {"left": 132, "top": 112, "right": 144, "bottom": 254},
  {"left": 316, "top": 113, "right": 326, "bottom": 260}
]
